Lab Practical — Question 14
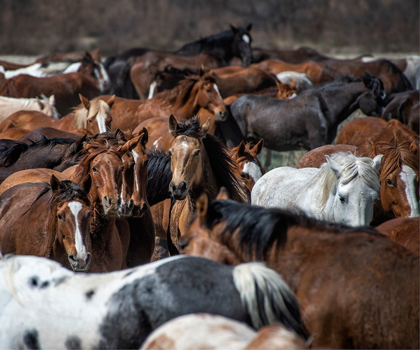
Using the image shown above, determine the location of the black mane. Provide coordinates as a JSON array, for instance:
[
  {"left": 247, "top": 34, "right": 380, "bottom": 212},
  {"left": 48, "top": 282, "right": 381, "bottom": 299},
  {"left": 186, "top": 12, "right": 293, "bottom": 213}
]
[
  {"left": 146, "top": 149, "right": 172, "bottom": 206},
  {"left": 204, "top": 199, "right": 381, "bottom": 259}
]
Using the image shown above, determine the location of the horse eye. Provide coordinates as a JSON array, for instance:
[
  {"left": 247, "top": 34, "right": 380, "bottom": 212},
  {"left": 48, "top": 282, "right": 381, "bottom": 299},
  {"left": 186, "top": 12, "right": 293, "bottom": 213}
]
[
  {"left": 339, "top": 196, "right": 345, "bottom": 203},
  {"left": 121, "top": 166, "right": 125, "bottom": 172},
  {"left": 240, "top": 172, "right": 247, "bottom": 178},
  {"left": 92, "top": 166, "right": 98, "bottom": 173},
  {"left": 57, "top": 214, "right": 63, "bottom": 221},
  {"left": 206, "top": 89, "right": 211, "bottom": 93},
  {"left": 193, "top": 150, "right": 201, "bottom": 157},
  {"left": 88, "top": 120, "right": 93, "bottom": 124},
  {"left": 386, "top": 179, "right": 394, "bottom": 186}
]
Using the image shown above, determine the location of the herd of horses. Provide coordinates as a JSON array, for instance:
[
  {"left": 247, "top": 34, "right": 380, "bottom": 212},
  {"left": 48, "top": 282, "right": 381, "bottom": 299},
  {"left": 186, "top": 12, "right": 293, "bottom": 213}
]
[{"left": 0, "top": 24, "right": 418, "bottom": 349}]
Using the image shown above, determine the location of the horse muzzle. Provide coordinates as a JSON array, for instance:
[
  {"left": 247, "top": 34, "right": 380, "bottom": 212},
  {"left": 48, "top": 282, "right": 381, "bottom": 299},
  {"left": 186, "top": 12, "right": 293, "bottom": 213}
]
[
  {"left": 214, "top": 108, "right": 228, "bottom": 122},
  {"left": 69, "top": 253, "right": 92, "bottom": 272},
  {"left": 170, "top": 181, "right": 188, "bottom": 200},
  {"left": 118, "top": 199, "right": 134, "bottom": 217},
  {"left": 102, "top": 195, "right": 121, "bottom": 216}
]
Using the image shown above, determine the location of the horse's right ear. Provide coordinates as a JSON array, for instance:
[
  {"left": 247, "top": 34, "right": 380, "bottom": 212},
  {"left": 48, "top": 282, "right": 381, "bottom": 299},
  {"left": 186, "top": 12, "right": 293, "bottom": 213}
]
[
  {"left": 237, "top": 140, "right": 246, "bottom": 156},
  {"left": 250, "top": 138, "right": 264, "bottom": 156},
  {"left": 371, "top": 154, "right": 383, "bottom": 172},
  {"left": 79, "top": 94, "right": 90, "bottom": 110},
  {"left": 197, "top": 192, "right": 209, "bottom": 223},
  {"left": 168, "top": 114, "right": 178, "bottom": 137},
  {"left": 50, "top": 175, "right": 61, "bottom": 192},
  {"left": 246, "top": 23, "right": 252, "bottom": 32},
  {"left": 216, "top": 187, "right": 230, "bottom": 200},
  {"left": 230, "top": 24, "right": 237, "bottom": 33},
  {"left": 409, "top": 139, "right": 419, "bottom": 155},
  {"left": 325, "top": 155, "right": 342, "bottom": 176},
  {"left": 107, "top": 95, "right": 116, "bottom": 108}
]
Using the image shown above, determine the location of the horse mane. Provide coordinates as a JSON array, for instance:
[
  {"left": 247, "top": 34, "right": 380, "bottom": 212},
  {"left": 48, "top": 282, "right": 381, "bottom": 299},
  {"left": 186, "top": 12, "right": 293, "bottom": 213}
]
[
  {"left": 360, "top": 124, "right": 419, "bottom": 180},
  {"left": 174, "top": 117, "right": 248, "bottom": 203},
  {"left": 73, "top": 99, "right": 109, "bottom": 129},
  {"left": 146, "top": 149, "right": 172, "bottom": 206},
  {"left": 204, "top": 199, "right": 380, "bottom": 260},
  {"left": 154, "top": 74, "right": 215, "bottom": 109},
  {"left": 0, "top": 137, "right": 75, "bottom": 167},
  {"left": 317, "top": 152, "right": 381, "bottom": 209}
]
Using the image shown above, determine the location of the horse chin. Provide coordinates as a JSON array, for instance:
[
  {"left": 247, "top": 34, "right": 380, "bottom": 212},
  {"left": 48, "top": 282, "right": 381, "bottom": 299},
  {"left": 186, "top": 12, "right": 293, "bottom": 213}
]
[{"left": 172, "top": 191, "right": 188, "bottom": 201}]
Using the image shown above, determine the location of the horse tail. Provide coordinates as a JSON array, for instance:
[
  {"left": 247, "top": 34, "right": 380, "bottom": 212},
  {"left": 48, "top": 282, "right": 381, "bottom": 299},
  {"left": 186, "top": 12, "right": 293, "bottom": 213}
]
[{"left": 233, "top": 262, "right": 308, "bottom": 340}]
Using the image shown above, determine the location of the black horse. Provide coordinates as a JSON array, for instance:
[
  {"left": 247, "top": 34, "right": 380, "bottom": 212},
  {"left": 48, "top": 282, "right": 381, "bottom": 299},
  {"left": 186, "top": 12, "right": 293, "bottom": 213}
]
[{"left": 227, "top": 74, "right": 386, "bottom": 152}]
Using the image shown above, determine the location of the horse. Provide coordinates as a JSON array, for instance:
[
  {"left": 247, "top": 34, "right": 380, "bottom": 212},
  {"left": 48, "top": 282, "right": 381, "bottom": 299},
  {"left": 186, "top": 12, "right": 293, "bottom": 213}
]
[
  {"left": 376, "top": 217, "right": 419, "bottom": 255},
  {"left": 0, "top": 94, "right": 115, "bottom": 135},
  {"left": 167, "top": 116, "right": 249, "bottom": 249},
  {"left": 141, "top": 314, "right": 308, "bottom": 350},
  {"left": 252, "top": 152, "right": 382, "bottom": 226},
  {"left": 0, "top": 254, "right": 307, "bottom": 349},
  {"left": 180, "top": 192, "right": 419, "bottom": 349},
  {"left": 0, "top": 95, "right": 59, "bottom": 121},
  {"left": 336, "top": 119, "right": 419, "bottom": 221},
  {"left": 100, "top": 71, "right": 226, "bottom": 130},
  {"left": 0, "top": 175, "right": 92, "bottom": 271},
  {"left": 381, "top": 90, "right": 419, "bottom": 132},
  {"left": 228, "top": 74, "right": 385, "bottom": 152},
  {"left": 295, "top": 145, "right": 357, "bottom": 169},
  {"left": 336, "top": 117, "right": 387, "bottom": 145},
  {"left": 227, "top": 140, "right": 265, "bottom": 191}
]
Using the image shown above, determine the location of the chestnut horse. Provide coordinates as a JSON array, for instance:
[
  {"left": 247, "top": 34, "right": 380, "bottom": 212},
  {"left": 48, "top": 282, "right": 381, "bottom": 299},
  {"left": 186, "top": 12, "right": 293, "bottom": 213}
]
[
  {"left": 180, "top": 191, "right": 419, "bottom": 349},
  {"left": 295, "top": 145, "right": 357, "bottom": 169},
  {"left": 100, "top": 71, "right": 226, "bottom": 131},
  {"left": 0, "top": 94, "right": 115, "bottom": 136},
  {"left": 337, "top": 118, "right": 419, "bottom": 221},
  {"left": 0, "top": 175, "right": 92, "bottom": 271}
]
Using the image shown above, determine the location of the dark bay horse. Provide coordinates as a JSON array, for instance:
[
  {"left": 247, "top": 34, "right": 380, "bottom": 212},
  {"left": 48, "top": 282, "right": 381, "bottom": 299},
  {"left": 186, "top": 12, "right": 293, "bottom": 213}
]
[
  {"left": 180, "top": 192, "right": 419, "bottom": 349},
  {"left": 0, "top": 176, "right": 92, "bottom": 271},
  {"left": 228, "top": 74, "right": 385, "bottom": 151},
  {"left": 381, "top": 90, "right": 419, "bottom": 132}
]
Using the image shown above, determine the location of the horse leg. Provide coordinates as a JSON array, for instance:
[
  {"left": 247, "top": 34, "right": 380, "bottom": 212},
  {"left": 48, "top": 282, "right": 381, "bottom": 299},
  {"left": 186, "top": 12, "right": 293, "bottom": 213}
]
[
  {"left": 150, "top": 200, "right": 170, "bottom": 260},
  {"left": 264, "top": 148, "right": 272, "bottom": 168}
]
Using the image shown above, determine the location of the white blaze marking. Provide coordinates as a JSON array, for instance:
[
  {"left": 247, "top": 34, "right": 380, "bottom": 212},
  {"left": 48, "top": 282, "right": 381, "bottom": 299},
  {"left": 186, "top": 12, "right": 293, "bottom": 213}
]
[
  {"left": 96, "top": 116, "right": 107, "bottom": 133},
  {"left": 242, "top": 34, "right": 250, "bottom": 43},
  {"left": 213, "top": 84, "right": 222, "bottom": 99},
  {"left": 132, "top": 150, "right": 140, "bottom": 192},
  {"left": 289, "top": 93, "right": 297, "bottom": 99},
  {"left": 400, "top": 165, "right": 420, "bottom": 217},
  {"left": 243, "top": 161, "right": 263, "bottom": 182},
  {"left": 94, "top": 68, "right": 104, "bottom": 91},
  {"left": 68, "top": 201, "right": 87, "bottom": 259},
  {"left": 148, "top": 81, "right": 157, "bottom": 99},
  {"left": 99, "top": 63, "right": 110, "bottom": 86},
  {"left": 63, "top": 62, "right": 81, "bottom": 73}
]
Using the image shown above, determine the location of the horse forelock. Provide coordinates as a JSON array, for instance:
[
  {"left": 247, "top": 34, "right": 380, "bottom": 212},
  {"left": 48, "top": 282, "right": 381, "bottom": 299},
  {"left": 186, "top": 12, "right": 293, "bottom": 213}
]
[{"left": 50, "top": 180, "right": 90, "bottom": 207}]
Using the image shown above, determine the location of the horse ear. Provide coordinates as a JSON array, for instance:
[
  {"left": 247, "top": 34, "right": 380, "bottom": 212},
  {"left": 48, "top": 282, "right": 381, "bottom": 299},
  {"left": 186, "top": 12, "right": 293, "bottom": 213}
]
[
  {"left": 197, "top": 192, "right": 209, "bottom": 223},
  {"left": 138, "top": 127, "right": 149, "bottom": 147},
  {"left": 216, "top": 187, "right": 230, "bottom": 200},
  {"left": 107, "top": 95, "right": 116, "bottom": 108},
  {"left": 198, "top": 68, "right": 205, "bottom": 77},
  {"left": 409, "top": 139, "right": 419, "bottom": 155},
  {"left": 121, "top": 134, "right": 144, "bottom": 153},
  {"left": 325, "top": 155, "right": 342, "bottom": 176},
  {"left": 50, "top": 175, "right": 61, "bottom": 193},
  {"left": 237, "top": 140, "right": 246, "bottom": 156},
  {"left": 201, "top": 118, "right": 211, "bottom": 135},
  {"left": 371, "top": 154, "right": 383, "bottom": 172},
  {"left": 230, "top": 24, "right": 237, "bottom": 33},
  {"left": 90, "top": 48, "right": 100, "bottom": 61},
  {"left": 250, "top": 139, "right": 264, "bottom": 156},
  {"left": 79, "top": 94, "right": 90, "bottom": 110},
  {"left": 49, "top": 95, "right": 55, "bottom": 105},
  {"left": 35, "top": 97, "right": 44, "bottom": 109},
  {"left": 168, "top": 114, "right": 178, "bottom": 137},
  {"left": 246, "top": 23, "right": 253, "bottom": 32}
]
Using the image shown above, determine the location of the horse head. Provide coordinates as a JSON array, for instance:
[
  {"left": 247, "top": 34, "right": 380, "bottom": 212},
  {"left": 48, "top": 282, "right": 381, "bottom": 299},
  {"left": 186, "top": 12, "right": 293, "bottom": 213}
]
[
  {"left": 50, "top": 175, "right": 92, "bottom": 272},
  {"left": 168, "top": 115, "right": 210, "bottom": 200},
  {"left": 38, "top": 94, "right": 60, "bottom": 119},
  {"left": 357, "top": 73, "right": 386, "bottom": 117},
  {"left": 75, "top": 94, "right": 114, "bottom": 134},
  {"left": 231, "top": 24, "right": 253, "bottom": 67},
  {"left": 79, "top": 52, "right": 110, "bottom": 92},
  {"left": 196, "top": 70, "right": 227, "bottom": 121}
]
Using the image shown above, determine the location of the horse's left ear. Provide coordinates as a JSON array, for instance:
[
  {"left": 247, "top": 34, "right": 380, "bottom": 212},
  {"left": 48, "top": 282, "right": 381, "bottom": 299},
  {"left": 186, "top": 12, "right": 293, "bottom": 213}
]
[
  {"left": 198, "top": 67, "right": 205, "bottom": 77},
  {"left": 201, "top": 118, "right": 211, "bottom": 136},
  {"left": 107, "top": 95, "right": 116, "bottom": 108},
  {"left": 49, "top": 95, "right": 55, "bottom": 105},
  {"left": 216, "top": 187, "right": 230, "bottom": 200},
  {"left": 246, "top": 23, "right": 253, "bottom": 32},
  {"left": 79, "top": 94, "right": 90, "bottom": 110},
  {"left": 230, "top": 24, "right": 237, "bottom": 33},
  {"left": 250, "top": 138, "right": 264, "bottom": 156},
  {"left": 168, "top": 114, "right": 178, "bottom": 137},
  {"left": 138, "top": 127, "right": 149, "bottom": 147},
  {"left": 371, "top": 154, "right": 383, "bottom": 172},
  {"left": 197, "top": 192, "right": 209, "bottom": 223},
  {"left": 325, "top": 155, "right": 342, "bottom": 176},
  {"left": 121, "top": 134, "right": 143, "bottom": 153},
  {"left": 35, "top": 97, "right": 44, "bottom": 109},
  {"left": 237, "top": 140, "right": 246, "bottom": 156},
  {"left": 50, "top": 175, "right": 61, "bottom": 193}
]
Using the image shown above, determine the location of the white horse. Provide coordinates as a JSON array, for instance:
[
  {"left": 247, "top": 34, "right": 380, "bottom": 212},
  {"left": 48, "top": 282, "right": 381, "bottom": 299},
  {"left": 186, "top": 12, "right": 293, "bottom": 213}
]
[
  {"left": 275, "top": 71, "right": 313, "bottom": 92},
  {"left": 0, "top": 255, "right": 306, "bottom": 349},
  {"left": 0, "top": 95, "right": 59, "bottom": 121},
  {"left": 252, "top": 152, "right": 383, "bottom": 226}
]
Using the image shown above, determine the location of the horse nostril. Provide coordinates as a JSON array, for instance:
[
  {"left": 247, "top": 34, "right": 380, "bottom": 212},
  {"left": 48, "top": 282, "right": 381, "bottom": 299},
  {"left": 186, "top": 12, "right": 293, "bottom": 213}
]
[
  {"left": 117, "top": 197, "right": 121, "bottom": 205},
  {"left": 86, "top": 253, "right": 92, "bottom": 266},
  {"left": 104, "top": 196, "right": 109, "bottom": 202},
  {"left": 69, "top": 255, "right": 77, "bottom": 263},
  {"left": 178, "top": 239, "right": 189, "bottom": 251},
  {"left": 129, "top": 199, "right": 134, "bottom": 209},
  {"left": 180, "top": 181, "right": 187, "bottom": 191}
]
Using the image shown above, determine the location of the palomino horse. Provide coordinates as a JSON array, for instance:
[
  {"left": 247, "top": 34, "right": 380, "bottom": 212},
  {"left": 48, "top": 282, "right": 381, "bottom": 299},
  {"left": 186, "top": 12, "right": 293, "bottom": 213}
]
[
  {"left": 0, "top": 175, "right": 92, "bottom": 271},
  {"left": 337, "top": 118, "right": 419, "bottom": 221},
  {"left": 141, "top": 314, "right": 307, "bottom": 350},
  {"left": 100, "top": 71, "right": 226, "bottom": 130},
  {"left": 0, "top": 95, "right": 59, "bottom": 121},
  {"left": 228, "top": 74, "right": 385, "bottom": 152},
  {"left": 180, "top": 192, "right": 419, "bottom": 349},
  {"left": 376, "top": 217, "right": 419, "bottom": 255},
  {"left": 0, "top": 94, "right": 115, "bottom": 135},
  {"left": 167, "top": 116, "right": 249, "bottom": 248},
  {"left": 0, "top": 255, "right": 307, "bottom": 349},
  {"left": 252, "top": 152, "right": 382, "bottom": 226}
]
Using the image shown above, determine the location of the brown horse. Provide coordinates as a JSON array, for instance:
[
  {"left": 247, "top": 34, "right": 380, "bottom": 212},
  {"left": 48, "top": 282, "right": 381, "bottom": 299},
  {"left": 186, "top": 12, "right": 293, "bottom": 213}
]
[
  {"left": 376, "top": 217, "right": 419, "bottom": 255},
  {"left": 99, "top": 71, "right": 227, "bottom": 130},
  {"left": 336, "top": 117, "right": 387, "bottom": 145},
  {"left": 180, "top": 191, "right": 419, "bottom": 349},
  {"left": 0, "top": 175, "right": 92, "bottom": 272},
  {"left": 0, "top": 94, "right": 115, "bottom": 135},
  {"left": 337, "top": 119, "right": 419, "bottom": 221},
  {"left": 381, "top": 90, "right": 419, "bottom": 132}
]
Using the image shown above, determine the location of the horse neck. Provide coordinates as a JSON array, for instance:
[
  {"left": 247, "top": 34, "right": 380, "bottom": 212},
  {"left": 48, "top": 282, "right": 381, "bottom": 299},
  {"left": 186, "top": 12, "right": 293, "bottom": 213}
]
[
  {"left": 191, "top": 149, "right": 219, "bottom": 201},
  {"left": 90, "top": 202, "right": 117, "bottom": 254},
  {"left": 203, "top": 36, "right": 234, "bottom": 63},
  {"left": 55, "top": 112, "right": 78, "bottom": 130},
  {"left": 320, "top": 82, "right": 366, "bottom": 125}
]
